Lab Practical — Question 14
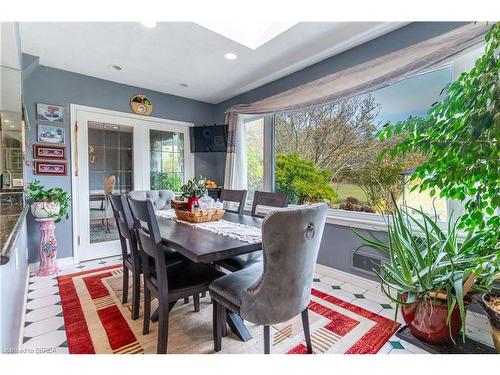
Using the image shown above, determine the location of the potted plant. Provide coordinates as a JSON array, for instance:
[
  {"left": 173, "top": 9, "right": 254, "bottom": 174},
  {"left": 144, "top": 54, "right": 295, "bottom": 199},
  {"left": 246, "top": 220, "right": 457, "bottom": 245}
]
[
  {"left": 180, "top": 176, "right": 207, "bottom": 212},
  {"left": 26, "top": 179, "right": 70, "bottom": 223},
  {"left": 354, "top": 200, "right": 497, "bottom": 345}
]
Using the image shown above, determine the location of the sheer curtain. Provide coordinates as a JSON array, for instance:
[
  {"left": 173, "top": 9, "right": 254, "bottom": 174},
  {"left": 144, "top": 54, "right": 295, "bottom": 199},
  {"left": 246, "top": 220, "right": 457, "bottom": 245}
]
[
  {"left": 223, "top": 114, "right": 248, "bottom": 190},
  {"left": 223, "top": 22, "right": 488, "bottom": 189}
]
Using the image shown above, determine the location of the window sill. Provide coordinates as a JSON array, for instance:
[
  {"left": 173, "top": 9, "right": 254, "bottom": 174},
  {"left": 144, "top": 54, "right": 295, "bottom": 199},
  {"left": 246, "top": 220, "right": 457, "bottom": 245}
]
[{"left": 246, "top": 204, "right": 468, "bottom": 241}]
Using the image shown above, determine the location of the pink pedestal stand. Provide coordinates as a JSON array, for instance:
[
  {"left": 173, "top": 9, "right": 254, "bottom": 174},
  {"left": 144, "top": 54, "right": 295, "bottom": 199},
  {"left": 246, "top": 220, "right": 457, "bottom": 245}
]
[{"left": 36, "top": 218, "right": 59, "bottom": 276}]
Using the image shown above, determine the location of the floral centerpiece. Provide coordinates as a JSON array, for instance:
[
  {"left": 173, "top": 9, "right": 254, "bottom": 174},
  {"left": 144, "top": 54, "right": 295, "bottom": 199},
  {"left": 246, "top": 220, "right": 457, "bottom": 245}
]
[{"left": 180, "top": 176, "right": 207, "bottom": 212}]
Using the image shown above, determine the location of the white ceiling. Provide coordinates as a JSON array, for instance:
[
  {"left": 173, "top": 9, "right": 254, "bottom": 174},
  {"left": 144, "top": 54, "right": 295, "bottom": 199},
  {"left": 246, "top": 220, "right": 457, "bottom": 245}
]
[{"left": 19, "top": 22, "right": 406, "bottom": 104}]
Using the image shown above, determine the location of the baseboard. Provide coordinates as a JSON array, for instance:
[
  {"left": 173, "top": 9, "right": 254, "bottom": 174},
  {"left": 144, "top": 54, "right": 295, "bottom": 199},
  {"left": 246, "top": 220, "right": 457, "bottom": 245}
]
[
  {"left": 28, "top": 256, "right": 75, "bottom": 273},
  {"left": 17, "top": 266, "right": 30, "bottom": 351}
]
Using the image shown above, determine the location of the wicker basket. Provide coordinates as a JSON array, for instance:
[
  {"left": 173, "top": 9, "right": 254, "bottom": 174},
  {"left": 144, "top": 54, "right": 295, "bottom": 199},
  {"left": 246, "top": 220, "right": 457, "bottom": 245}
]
[
  {"left": 175, "top": 208, "right": 225, "bottom": 223},
  {"left": 171, "top": 200, "right": 189, "bottom": 210}
]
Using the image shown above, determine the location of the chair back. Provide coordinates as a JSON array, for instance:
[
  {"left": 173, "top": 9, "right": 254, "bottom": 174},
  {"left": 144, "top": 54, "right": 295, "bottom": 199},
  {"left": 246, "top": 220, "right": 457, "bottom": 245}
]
[
  {"left": 127, "top": 197, "right": 169, "bottom": 291},
  {"left": 220, "top": 189, "right": 247, "bottom": 215},
  {"left": 250, "top": 191, "right": 288, "bottom": 218},
  {"left": 108, "top": 193, "right": 141, "bottom": 267},
  {"left": 128, "top": 190, "right": 175, "bottom": 210},
  {"left": 241, "top": 203, "right": 327, "bottom": 325},
  {"left": 104, "top": 175, "right": 116, "bottom": 194}
]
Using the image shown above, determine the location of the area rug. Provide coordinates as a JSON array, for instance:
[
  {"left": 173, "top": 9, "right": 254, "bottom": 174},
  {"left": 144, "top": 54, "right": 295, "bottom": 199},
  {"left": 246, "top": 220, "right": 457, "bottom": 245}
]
[{"left": 57, "top": 266, "right": 400, "bottom": 354}]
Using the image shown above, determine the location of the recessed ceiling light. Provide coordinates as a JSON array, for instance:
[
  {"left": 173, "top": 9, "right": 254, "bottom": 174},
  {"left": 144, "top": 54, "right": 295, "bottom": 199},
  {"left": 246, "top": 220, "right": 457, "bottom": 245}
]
[
  {"left": 179, "top": 83, "right": 189, "bottom": 88},
  {"left": 224, "top": 52, "right": 238, "bottom": 60},
  {"left": 141, "top": 21, "right": 157, "bottom": 28},
  {"left": 109, "top": 64, "right": 122, "bottom": 71}
]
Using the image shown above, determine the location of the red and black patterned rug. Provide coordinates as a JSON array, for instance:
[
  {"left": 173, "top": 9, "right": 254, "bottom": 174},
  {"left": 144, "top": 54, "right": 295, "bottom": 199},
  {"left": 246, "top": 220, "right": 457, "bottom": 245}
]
[{"left": 57, "top": 266, "right": 400, "bottom": 354}]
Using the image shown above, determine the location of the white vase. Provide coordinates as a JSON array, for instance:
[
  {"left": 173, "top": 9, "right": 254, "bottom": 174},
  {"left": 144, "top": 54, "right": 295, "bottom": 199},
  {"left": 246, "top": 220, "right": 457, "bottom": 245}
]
[{"left": 31, "top": 201, "right": 61, "bottom": 219}]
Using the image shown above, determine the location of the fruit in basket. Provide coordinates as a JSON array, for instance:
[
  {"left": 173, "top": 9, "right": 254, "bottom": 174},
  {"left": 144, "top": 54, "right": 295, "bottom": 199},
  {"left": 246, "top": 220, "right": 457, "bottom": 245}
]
[{"left": 205, "top": 179, "right": 218, "bottom": 188}]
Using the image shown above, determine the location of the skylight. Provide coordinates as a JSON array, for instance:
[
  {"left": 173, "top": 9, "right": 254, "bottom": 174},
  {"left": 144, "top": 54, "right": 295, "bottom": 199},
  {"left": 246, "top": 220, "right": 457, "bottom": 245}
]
[{"left": 195, "top": 21, "right": 297, "bottom": 50}]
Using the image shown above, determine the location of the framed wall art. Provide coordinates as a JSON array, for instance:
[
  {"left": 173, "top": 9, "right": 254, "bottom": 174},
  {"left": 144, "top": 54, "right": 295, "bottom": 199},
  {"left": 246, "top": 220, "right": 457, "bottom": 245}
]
[
  {"left": 33, "top": 144, "right": 66, "bottom": 160},
  {"left": 34, "top": 161, "right": 67, "bottom": 176},
  {"left": 37, "top": 103, "right": 65, "bottom": 123},
  {"left": 37, "top": 123, "right": 65, "bottom": 144}
]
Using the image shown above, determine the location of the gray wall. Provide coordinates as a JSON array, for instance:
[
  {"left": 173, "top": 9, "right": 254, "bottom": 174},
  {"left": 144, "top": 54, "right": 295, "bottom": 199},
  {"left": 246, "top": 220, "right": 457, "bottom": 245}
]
[
  {"left": 23, "top": 64, "right": 218, "bottom": 262},
  {"left": 0, "top": 217, "right": 28, "bottom": 351}
]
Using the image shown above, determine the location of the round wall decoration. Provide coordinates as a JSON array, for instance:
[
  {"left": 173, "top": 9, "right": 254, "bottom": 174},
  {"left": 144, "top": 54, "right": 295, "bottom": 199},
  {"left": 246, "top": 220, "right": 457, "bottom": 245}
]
[{"left": 130, "top": 94, "right": 153, "bottom": 115}]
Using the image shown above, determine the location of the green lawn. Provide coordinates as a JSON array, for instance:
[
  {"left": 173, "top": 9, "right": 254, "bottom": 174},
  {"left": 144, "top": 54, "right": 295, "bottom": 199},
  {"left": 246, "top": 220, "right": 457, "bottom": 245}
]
[{"left": 331, "top": 183, "right": 368, "bottom": 207}]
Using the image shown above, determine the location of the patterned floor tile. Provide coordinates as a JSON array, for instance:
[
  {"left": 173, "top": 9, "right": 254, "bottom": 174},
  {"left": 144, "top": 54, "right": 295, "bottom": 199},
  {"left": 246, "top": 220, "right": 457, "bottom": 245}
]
[
  {"left": 27, "top": 286, "right": 59, "bottom": 299},
  {"left": 320, "top": 276, "right": 344, "bottom": 287},
  {"left": 25, "top": 304, "right": 62, "bottom": 323},
  {"left": 340, "top": 283, "right": 366, "bottom": 295},
  {"left": 389, "top": 340, "right": 405, "bottom": 349},
  {"left": 364, "top": 290, "right": 392, "bottom": 304},
  {"left": 389, "top": 348, "right": 414, "bottom": 354},
  {"left": 22, "top": 330, "right": 67, "bottom": 350},
  {"left": 352, "top": 297, "right": 383, "bottom": 313},
  {"left": 29, "top": 278, "right": 58, "bottom": 290},
  {"left": 328, "top": 289, "right": 356, "bottom": 302},
  {"left": 26, "top": 294, "right": 61, "bottom": 310},
  {"left": 377, "top": 342, "right": 393, "bottom": 354},
  {"left": 313, "top": 281, "right": 333, "bottom": 293},
  {"left": 24, "top": 316, "right": 65, "bottom": 338}
]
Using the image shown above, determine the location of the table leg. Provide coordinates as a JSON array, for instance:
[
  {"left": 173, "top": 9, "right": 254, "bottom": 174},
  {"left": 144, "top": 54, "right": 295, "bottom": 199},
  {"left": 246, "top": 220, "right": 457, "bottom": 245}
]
[{"left": 226, "top": 311, "right": 252, "bottom": 342}]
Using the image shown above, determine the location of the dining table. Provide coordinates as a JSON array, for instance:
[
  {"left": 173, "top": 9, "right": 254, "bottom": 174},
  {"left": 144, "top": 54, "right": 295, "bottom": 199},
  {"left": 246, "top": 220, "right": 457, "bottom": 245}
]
[{"left": 154, "top": 210, "right": 263, "bottom": 342}]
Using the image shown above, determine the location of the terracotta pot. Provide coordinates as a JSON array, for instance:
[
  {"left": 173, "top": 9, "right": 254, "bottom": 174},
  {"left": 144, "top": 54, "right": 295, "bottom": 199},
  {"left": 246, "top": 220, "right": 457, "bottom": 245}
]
[
  {"left": 401, "top": 297, "right": 464, "bottom": 345},
  {"left": 481, "top": 293, "right": 500, "bottom": 353},
  {"left": 187, "top": 197, "right": 199, "bottom": 212}
]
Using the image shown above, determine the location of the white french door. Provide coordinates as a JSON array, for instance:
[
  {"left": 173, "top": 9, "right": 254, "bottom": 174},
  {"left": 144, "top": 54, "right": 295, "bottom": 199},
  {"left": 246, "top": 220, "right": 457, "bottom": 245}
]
[{"left": 71, "top": 105, "right": 193, "bottom": 262}]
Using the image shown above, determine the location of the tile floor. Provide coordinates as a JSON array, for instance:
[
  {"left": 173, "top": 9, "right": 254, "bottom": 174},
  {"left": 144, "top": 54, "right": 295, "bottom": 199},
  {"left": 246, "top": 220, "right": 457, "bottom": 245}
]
[{"left": 20, "top": 257, "right": 494, "bottom": 354}]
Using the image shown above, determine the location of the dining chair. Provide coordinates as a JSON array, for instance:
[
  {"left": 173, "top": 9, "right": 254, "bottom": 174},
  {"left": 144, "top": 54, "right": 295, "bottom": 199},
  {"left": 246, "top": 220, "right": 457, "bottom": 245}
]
[
  {"left": 217, "top": 191, "right": 289, "bottom": 272},
  {"left": 108, "top": 193, "right": 185, "bottom": 320},
  {"left": 251, "top": 190, "right": 289, "bottom": 218},
  {"left": 220, "top": 189, "right": 247, "bottom": 215},
  {"left": 90, "top": 175, "right": 116, "bottom": 233},
  {"left": 127, "top": 197, "right": 224, "bottom": 354},
  {"left": 209, "top": 203, "right": 328, "bottom": 354}
]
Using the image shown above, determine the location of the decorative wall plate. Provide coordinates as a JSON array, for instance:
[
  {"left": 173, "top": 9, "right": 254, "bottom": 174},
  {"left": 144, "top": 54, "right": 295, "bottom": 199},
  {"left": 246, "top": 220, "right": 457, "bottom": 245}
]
[{"left": 130, "top": 94, "right": 153, "bottom": 115}]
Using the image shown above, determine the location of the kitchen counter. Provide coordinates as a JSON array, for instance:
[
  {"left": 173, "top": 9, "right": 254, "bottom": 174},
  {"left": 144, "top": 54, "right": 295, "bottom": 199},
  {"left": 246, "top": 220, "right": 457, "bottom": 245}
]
[{"left": 0, "top": 191, "right": 28, "bottom": 265}]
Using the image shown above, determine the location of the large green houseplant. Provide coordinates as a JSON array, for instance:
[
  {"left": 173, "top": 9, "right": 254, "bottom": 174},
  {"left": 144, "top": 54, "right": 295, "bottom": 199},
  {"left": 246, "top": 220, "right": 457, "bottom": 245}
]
[
  {"left": 376, "top": 22, "right": 499, "bottom": 346},
  {"left": 354, "top": 200, "right": 497, "bottom": 344}
]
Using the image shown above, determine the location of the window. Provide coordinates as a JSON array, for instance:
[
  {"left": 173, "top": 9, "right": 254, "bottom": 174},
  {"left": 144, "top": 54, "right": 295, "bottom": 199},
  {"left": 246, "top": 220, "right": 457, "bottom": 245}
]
[
  {"left": 271, "top": 67, "right": 452, "bottom": 218},
  {"left": 150, "top": 130, "right": 185, "bottom": 192}
]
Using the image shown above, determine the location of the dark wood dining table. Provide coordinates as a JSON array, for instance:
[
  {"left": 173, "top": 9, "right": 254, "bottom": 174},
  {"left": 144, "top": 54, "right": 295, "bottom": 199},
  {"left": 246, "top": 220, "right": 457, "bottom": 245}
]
[{"left": 155, "top": 210, "right": 263, "bottom": 341}]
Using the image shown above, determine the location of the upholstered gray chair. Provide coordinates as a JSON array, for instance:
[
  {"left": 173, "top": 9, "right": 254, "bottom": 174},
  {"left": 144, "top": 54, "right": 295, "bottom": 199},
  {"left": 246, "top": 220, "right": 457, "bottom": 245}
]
[
  {"left": 209, "top": 203, "right": 327, "bottom": 354},
  {"left": 128, "top": 190, "right": 175, "bottom": 210}
]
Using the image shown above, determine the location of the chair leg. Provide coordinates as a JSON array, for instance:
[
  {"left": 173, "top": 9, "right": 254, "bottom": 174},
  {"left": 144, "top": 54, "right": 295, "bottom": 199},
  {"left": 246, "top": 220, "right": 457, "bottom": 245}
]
[
  {"left": 184, "top": 296, "right": 189, "bottom": 304},
  {"left": 201, "top": 291, "right": 207, "bottom": 298},
  {"left": 122, "top": 267, "right": 129, "bottom": 304},
  {"left": 264, "top": 325, "right": 270, "bottom": 354},
  {"left": 301, "top": 308, "right": 313, "bottom": 354},
  {"left": 143, "top": 287, "right": 151, "bottom": 335},
  {"left": 157, "top": 305, "right": 169, "bottom": 354},
  {"left": 221, "top": 310, "right": 228, "bottom": 337},
  {"left": 213, "top": 301, "right": 222, "bottom": 352},
  {"left": 193, "top": 294, "right": 200, "bottom": 312},
  {"left": 130, "top": 271, "right": 140, "bottom": 320}
]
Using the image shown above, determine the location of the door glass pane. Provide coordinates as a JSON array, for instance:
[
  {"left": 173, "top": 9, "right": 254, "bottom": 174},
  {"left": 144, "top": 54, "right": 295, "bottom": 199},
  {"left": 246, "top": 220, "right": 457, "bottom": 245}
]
[
  {"left": 150, "top": 130, "right": 185, "bottom": 193},
  {"left": 88, "top": 121, "right": 133, "bottom": 244}
]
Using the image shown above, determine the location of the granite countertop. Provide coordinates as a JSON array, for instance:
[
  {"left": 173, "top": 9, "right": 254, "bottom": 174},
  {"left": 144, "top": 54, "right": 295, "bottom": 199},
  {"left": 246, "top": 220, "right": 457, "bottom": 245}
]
[{"left": 0, "top": 191, "right": 28, "bottom": 265}]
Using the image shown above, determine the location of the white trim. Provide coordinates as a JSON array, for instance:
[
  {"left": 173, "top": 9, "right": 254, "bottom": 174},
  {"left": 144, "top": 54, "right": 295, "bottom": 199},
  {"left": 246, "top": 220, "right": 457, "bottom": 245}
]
[
  {"left": 70, "top": 104, "right": 195, "bottom": 262},
  {"left": 69, "top": 104, "right": 195, "bottom": 128},
  {"left": 17, "top": 267, "right": 30, "bottom": 351}
]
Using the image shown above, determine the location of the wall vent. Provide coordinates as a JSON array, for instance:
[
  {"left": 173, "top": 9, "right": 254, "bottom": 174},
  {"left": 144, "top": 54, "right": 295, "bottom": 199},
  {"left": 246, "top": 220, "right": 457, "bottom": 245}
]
[{"left": 351, "top": 252, "right": 381, "bottom": 275}]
